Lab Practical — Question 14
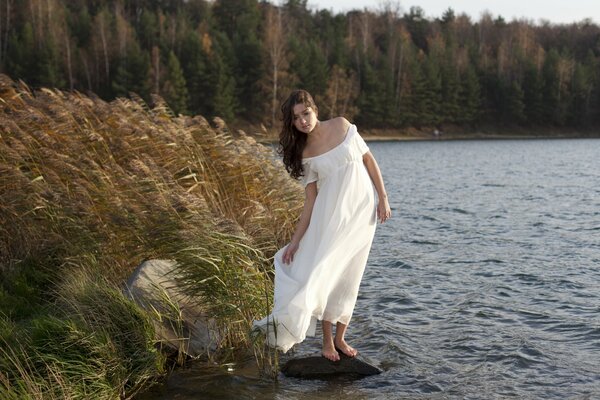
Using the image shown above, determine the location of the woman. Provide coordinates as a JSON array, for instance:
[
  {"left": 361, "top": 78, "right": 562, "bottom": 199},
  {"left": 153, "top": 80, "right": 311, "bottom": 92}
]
[{"left": 254, "top": 90, "right": 391, "bottom": 362}]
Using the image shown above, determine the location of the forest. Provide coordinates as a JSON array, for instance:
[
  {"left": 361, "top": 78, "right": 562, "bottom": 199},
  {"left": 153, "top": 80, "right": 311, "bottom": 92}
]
[{"left": 2, "top": 0, "right": 600, "bottom": 130}]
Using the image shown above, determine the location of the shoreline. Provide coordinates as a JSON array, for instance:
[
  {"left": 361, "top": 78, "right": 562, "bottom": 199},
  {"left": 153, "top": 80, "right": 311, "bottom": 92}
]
[
  {"left": 234, "top": 122, "right": 600, "bottom": 143},
  {"left": 360, "top": 133, "right": 600, "bottom": 142},
  {"left": 255, "top": 132, "right": 600, "bottom": 144}
]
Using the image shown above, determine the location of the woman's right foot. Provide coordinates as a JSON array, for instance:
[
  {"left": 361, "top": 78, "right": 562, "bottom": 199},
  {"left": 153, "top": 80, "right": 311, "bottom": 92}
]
[
  {"left": 322, "top": 341, "right": 340, "bottom": 362},
  {"left": 334, "top": 338, "right": 358, "bottom": 357}
]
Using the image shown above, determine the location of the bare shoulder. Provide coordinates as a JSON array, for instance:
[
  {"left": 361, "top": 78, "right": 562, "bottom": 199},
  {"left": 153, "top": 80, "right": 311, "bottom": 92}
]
[
  {"left": 323, "top": 117, "right": 350, "bottom": 135},
  {"left": 333, "top": 116, "right": 351, "bottom": 131}
]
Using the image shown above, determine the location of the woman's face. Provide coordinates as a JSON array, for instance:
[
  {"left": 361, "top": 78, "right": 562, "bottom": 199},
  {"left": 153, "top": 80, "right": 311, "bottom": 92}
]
[{"left": 292, "top": 103, "right": 318, "bottom": 134}]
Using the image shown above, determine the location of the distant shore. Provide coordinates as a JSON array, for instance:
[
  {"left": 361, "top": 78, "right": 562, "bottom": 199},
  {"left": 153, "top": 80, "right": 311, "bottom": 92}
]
[{"left": 242, "top": 124, "right": 600, "bottom": 144}]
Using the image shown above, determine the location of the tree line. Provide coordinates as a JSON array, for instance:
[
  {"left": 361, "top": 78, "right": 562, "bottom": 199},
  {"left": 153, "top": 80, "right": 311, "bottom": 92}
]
[{"left": 2, "top": 0, "right": 600, "bottom": 129}]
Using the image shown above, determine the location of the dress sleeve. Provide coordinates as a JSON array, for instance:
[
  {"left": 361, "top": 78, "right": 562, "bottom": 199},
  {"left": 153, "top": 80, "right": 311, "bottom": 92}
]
[
  {"left": 355, "top": 129, "right": 370, "bottom": 155},
  {"left": 301, "top": 161, "right": 318, "bottom": 187}
]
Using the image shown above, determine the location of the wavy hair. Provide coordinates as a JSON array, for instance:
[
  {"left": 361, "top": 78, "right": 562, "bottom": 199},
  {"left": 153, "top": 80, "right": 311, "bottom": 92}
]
[{"left": 278, "top": 90, "right": 318, "bottom": 179}]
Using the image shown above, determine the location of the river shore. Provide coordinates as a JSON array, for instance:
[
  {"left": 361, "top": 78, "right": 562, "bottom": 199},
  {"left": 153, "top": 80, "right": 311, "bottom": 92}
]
[{"left": 232, "top": 122, "right": 600, "bottom": 143}]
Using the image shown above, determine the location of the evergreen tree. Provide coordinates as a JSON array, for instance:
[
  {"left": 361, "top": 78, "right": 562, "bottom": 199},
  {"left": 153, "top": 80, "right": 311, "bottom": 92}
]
[
  {"left": 356, "top": 60, "right": 386, "bottom": 127},
  {"left": 505, "top": 80, "right": 526, "bottom": 124},
  {"left": 211, "top": 52, "right": 236, "bottom": 121},
  {"left": 459, "top": 66, "right": 481, "bottom": 124},
  {"left": 210, "top": 32, "right": 237, "bottom": 120},
  {"left": 568, "top": 63, "right": 592, "bottom": 127},
  {"left": 37, "top": 35, "right": 65, "bottom": 89},
  {"left": 162, "top": 51, "right": 189, "bottom": 115},
  {"left": 523, "top": 62, "right": 544, "bottom": 124},
  {"left": 405, "top": 6, "right": 428, "bottom": 51},
  {"left": 541, "top": 49, "right": 561, "bottom": 125},
  {"left": 583, "top": 50, "right": 600, "bottom": 125},
  {"left": 441, "top": 61, "right": 461, "bottom": 123},
  {"left": 422, "top": 55, "right": 442, "bottom": 125},
  {"left": 289, "top": 38, "right": 328, "bottom": 98},
  {"left": 6, "top": 23, "right": 35, "bottom": 81},
  {"left": 213, "top": 0, "right": 263, "bottom": 119},
  {"left": 401, "top": 56, "right": 428, "bottom": 127},
  {"left": 112, "top": 42, "right": 151, "bottom": 99},
  {"left": 137, "top": 9, "right": 159, "bottom": 50},
  {"left": 180, "top": 31, "right": 211, "bottom": 116},
  {"left": 68, "top": 6, "right": 92, "bottom": 48}
]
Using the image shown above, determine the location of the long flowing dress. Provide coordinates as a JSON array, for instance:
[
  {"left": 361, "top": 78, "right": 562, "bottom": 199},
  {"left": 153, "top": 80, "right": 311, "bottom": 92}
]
[{"left": 253, "top": 124, "right": 377, "bottom": 352}]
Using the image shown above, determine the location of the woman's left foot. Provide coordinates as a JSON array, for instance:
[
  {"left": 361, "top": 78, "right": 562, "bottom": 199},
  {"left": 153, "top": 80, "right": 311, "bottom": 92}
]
[{"left": 334, "top": 339, "right": 358, "bottom": 357}]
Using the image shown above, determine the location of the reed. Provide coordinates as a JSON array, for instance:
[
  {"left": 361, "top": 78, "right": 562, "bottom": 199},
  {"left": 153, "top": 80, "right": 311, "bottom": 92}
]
[{"left": 0, "top": 74, "right": 303, "bottom": 396}]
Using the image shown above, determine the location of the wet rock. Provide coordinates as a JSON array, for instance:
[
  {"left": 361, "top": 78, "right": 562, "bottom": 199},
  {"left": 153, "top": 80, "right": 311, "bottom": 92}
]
[
  {"left": 125, "top": 259, "right": 219, "bottom": 358},
  {"left": 281, "top": 351, "right": 382, "bottom": 379}
]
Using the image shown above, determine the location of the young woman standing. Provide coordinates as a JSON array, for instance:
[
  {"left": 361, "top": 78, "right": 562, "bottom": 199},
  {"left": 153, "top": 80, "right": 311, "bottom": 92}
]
[{"left": 254, "top": 90, "right": 391, "bottom": 361}]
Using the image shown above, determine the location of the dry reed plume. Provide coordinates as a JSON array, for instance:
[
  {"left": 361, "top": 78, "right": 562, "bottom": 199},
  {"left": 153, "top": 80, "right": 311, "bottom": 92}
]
[{"left": 0, "top": 74, "right": 303, "bottom": 396}]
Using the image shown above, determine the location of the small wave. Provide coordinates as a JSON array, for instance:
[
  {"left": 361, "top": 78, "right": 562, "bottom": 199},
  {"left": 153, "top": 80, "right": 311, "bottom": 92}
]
[
  {"left": 512, "top": 273, "right": 544, "bottom": 285},
  {"left": 420, "top": 215, "right": 440, "bottom": 222},
  {"left": 448, "top": 207, "right": 471, "bottom": 215},
  {"left": 389, "top": 260, "right": 413, "bottom": 269},
  {"left": 482, "top": 183, "right": 506, "bottom": 187},
  {"left": 409, "top": 240, "right": 439, "bottom": 245}
]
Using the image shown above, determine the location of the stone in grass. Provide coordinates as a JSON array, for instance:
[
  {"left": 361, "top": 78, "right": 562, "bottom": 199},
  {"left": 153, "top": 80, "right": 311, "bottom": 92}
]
[
  {"left": 281, "top": 350, "right": 382, "bottom": 379},
  {"left": 125, "top": 259, "right": 219, "bottom": 358}
]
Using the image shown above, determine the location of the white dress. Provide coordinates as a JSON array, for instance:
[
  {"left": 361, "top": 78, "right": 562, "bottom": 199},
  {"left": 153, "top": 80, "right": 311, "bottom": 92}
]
[{"left": 253, "top": 124, "right": 377, "bottom": 352}]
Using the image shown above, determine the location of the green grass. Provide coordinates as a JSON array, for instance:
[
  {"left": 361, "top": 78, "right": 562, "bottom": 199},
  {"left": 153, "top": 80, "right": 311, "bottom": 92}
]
[{"left": 0, "top": 74, "right": 303, "bottom": 396}]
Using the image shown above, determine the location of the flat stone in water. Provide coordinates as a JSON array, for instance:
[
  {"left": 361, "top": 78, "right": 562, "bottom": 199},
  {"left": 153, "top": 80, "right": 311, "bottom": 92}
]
[{"left": 281, "top": 351, "right": 382, "bottom": 379}]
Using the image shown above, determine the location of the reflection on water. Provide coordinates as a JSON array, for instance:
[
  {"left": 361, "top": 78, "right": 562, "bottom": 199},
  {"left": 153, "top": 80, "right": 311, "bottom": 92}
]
[{"left": 139, "top": 139, "right": 600, "bottom": 399}]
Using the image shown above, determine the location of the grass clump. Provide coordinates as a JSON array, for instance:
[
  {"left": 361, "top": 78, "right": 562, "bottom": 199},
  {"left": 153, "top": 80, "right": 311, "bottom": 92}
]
[
  {"left": 0, "top": 270, "right": 163, "bottom": 399},
  {"left": 0, "top": 74, "right": 303, "bottom": 396}
]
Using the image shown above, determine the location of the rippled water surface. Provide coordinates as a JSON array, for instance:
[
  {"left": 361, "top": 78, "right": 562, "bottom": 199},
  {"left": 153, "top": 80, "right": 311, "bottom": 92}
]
[{"left": 141, "top": 139, "right": 600, "bottom": 399}]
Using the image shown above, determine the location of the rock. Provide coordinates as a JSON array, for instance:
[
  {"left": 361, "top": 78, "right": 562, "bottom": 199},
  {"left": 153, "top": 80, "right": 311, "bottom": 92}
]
[
  {"left": 125, "top": 259, "right": 219, "bottom": 358},
  {"left": 281, "top": 351, "right": 382, "bottom": 379}
]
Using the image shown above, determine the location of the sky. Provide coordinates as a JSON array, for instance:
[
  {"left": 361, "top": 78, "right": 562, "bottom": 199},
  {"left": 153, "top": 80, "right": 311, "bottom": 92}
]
[{"left": 306, "top": 0, "right": 599, "bottom": 24}]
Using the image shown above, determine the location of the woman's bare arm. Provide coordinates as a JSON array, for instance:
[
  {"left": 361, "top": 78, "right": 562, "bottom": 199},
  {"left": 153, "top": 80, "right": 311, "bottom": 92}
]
[
  {"left": 282, "top": 182, "right": 318, "bottom": 263},
  {"left": 362, "top": 152, "right": 392, "bottom": 223}
]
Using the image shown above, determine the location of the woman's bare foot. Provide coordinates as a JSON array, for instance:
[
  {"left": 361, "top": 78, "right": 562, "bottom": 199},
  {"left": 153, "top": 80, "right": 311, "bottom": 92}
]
[
  {"left": 334, "top": 338, "right": 358, "bottom": 357},
  {"left": 322, "top": 341, "right": 340, "bottom": 362}
]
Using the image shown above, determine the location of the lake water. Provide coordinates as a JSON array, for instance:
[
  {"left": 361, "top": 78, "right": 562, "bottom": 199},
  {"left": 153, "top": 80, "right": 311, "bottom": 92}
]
[{"left": 140, "top": 139, "right": 600, "bottom": 399}]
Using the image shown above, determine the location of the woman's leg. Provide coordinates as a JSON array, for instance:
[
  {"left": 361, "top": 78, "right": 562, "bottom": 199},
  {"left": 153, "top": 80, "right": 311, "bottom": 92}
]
[
  {"left": 334, "top": 321, "right": 358, "bottom": 357},
  {"left": 322, "top": 320, "right": 340, "bottom": 361}
]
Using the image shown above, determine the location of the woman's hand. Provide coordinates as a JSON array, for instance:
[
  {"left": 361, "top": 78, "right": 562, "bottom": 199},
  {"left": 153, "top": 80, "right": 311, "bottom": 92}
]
[
  {"left": 377, "top": 197, "right": 392, "bottom": 223},
  {"left": 282, "top": 241, "right": 300, "bottom": 264}
]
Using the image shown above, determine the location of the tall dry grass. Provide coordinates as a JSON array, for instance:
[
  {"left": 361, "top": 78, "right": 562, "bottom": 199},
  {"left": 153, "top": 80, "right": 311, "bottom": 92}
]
[{"left": 0, "top": 74, "right": 303, "bottom": 396}]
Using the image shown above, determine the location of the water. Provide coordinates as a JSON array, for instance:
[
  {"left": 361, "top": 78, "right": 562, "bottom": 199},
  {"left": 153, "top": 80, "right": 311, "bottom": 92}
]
[{"left": 140, "top": 139, "right": 600, "bottom": 399}]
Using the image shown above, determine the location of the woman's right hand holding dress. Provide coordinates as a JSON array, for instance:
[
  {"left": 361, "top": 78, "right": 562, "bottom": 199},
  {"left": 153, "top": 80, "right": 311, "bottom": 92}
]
[{"left": 282, "top": 241, "right": 299, "bottom": 264}]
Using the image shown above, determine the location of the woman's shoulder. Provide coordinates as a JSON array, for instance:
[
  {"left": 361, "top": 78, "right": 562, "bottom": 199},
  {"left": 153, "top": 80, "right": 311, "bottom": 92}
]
[{"left": 321, "top": 117, "right": 352, "bottom": 136}]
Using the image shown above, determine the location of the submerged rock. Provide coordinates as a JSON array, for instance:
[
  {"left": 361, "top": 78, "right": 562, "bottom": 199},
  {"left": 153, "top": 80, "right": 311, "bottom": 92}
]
[
  {"left": 125, "top": 259, "right": 219, "bottom": 358},
  {"left": 281, "top": 351, "right": 382, "bottom": 379}
]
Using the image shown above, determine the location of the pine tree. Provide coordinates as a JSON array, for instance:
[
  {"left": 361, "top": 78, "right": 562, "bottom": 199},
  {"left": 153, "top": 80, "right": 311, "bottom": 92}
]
[
  {"left": 289, "top": 38, "right": 328, "bottom": 98},
  {"left": 541, "top": 49, "right": 561, "bottom": 125},
  {"left": 505, "top": 80, "right": 526, "bottom": 124},
  {"left": 162, "top": 51, "right": 189, "bottom": 115},
  {"left": 210, "top": 32, "right": 237, "bottom": 121},
  {"left": 356, "top": 60, "right": 386, "bottom": 127},
  {"left": 112, "top": 42, "right": 151, "bottom": 99},
  {"left": 38, "top": 36, "right": 66, "bottom": 88},
  {"left": 568, "top": 63, "right": 592, "bottom": 127},
  {"left": 441, "top": 61, "right": 461, "bottom": 123},
  {"left": 459, "top": 66, "right": 481, "bottom": 124},
  {"left": 523, "top": 62, "right": 544, "bottom": 124},
  {"left": 401, "top": 56, "right": 428, "bottom": 127},
  {"left": 137, "top": 9, "right": 158, "bottom": 50},
  {"left": 180, "top": 30, "right": 211, "bottom": 116},
  {"left": 422, "top": 55, "right": 442, "bottom": 125},
  {"left": 212, "top": 0, "right": 263, "bottom": 119},
  {"left": 6, "top": 23, "right": 35, "bottom": 81}
]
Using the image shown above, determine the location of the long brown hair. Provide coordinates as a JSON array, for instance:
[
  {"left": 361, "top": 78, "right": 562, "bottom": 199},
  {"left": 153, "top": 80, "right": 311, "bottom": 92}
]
[{"left": 278, "top": 90, "right": 318, "bottom": 179}]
